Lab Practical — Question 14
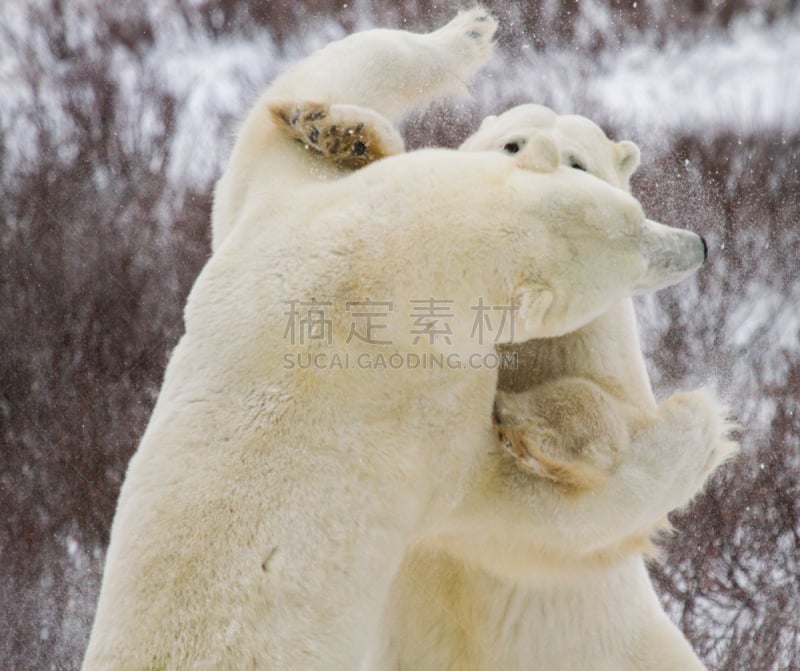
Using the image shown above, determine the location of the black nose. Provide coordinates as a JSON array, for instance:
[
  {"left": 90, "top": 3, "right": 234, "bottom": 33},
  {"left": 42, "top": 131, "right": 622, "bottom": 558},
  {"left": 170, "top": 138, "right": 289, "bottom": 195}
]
[{"left": 700, "top": 235, "right": 708, "bottom": 262}]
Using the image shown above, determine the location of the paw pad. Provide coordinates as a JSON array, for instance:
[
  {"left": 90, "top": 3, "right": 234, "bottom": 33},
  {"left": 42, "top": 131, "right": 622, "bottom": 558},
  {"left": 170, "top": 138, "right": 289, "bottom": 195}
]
[{"left": 270, "top": 101, "right": 403, "bottom": 170}]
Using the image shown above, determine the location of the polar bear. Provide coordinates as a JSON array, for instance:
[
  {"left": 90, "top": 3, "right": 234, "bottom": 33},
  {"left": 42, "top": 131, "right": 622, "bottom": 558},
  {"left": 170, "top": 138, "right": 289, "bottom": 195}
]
[
  {"left": 273, "top": 94, "right": 733, "bottom": 671},
  {"left": 80, "top": 11, "right": 722, "bottom": 671},
  {"left": 363, "top": 106, "right": 735, "bottom": 671},
  {"left": 465, "top": 104, "right": 660, "bottom": 496}
]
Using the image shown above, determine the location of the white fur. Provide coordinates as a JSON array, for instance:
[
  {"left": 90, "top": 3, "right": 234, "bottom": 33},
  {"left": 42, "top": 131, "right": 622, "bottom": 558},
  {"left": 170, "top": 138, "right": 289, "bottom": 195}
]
[
  {"left": 84, "top": 141, "right": 712, "bottom": 671},
  {"left": 82, "top": 11, "right": 728, "bottom": 671},
  {"left": 370, "top": 550, "right": 707, "bottom": 671},
  {"left": 460, "top": 103, "right": 641, "bottom": 192}
]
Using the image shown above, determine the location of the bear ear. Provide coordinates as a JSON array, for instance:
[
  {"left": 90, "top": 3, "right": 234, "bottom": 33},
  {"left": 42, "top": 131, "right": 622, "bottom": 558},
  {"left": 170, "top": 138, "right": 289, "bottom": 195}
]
[
  {"left": 515, "top": 135, "right": 559, "bottom": 173},
  {"left": 478, "top": 114, "right": 498, "bottom": 130},
  {"left": 460, "top": 115, "right": 497, "bottom": 150},
  {"left": 616, "top": 140, "right": 641, "bottom": 182},
  {"left": 513, "top": 284, "right": 554, "bottom": 338}
]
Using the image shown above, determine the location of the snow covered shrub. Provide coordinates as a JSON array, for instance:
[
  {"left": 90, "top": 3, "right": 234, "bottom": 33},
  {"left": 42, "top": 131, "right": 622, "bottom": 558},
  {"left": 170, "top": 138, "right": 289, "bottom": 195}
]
[
  {"left": 0, "top": 2, "right": 210, "bottom": 667},
  {"left": 633, "top": 131, "right": 800, "bottom": 671}
]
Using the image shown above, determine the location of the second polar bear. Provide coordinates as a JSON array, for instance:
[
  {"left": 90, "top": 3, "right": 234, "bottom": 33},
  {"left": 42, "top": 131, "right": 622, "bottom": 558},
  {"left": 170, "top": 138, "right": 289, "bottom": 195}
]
[
  {"left": 368, "top": 105, "right": 736, "bottom": 671},
  {"left": 464, "top": 104, "right": 665, "bottom": 495}
]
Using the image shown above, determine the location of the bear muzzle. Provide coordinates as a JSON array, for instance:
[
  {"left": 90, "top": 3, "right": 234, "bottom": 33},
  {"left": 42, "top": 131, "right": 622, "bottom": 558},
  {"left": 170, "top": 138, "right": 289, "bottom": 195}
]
[{"left": 634, "top": 220, "right": 707, "bottom": 293}]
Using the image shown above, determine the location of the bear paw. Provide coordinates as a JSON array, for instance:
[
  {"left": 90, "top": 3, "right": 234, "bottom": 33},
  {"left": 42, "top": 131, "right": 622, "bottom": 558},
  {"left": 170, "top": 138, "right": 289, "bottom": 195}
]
[
  {"left": 495, "top": 414, "right": 612, "bottom": 494},
  {"left": 269, "top": 101, "right": 405, "bottom": 170},
  {"left": 432, "top": 5, "right": 498, "bottom": 72},
  {"left": 493, "top": 382, "right": 627, "bottom": 493},
  {"left": 650, "top": 389, "right": 739, "bottom": 501}
]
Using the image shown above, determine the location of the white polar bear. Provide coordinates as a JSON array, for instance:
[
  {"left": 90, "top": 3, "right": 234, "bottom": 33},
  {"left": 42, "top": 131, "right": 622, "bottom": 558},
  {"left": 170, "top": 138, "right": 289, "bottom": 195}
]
[
  {"left": 81, "top": 10, "right": 726, "bottom": 671},
  {"left": 362, "top": 105, "right": 736, "bottom": 671}
]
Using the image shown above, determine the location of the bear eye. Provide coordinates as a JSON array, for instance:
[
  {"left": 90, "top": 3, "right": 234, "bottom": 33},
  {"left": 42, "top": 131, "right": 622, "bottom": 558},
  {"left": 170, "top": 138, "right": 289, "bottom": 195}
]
[
  {"left": 568, "top": 156, "right": 586, "bottom": 171},
  {"left": 503, "top": 142, "right": 521, "bottom": 154}
]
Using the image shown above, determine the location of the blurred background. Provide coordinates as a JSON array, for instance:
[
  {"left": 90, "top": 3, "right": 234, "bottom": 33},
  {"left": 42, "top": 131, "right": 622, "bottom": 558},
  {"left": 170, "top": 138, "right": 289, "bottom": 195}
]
[{"left": 1, "top": 1, "right": 798, "bottom": 668}]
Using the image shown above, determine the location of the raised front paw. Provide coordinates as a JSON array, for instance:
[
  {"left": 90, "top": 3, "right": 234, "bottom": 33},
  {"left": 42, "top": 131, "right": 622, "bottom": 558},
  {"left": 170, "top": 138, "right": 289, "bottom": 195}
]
[
  {"left": 433, "top": 5, "right": 498, "bottom": 72},
  {"left": 269, "top": 101, "right": 405, "bottom": 170}
]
